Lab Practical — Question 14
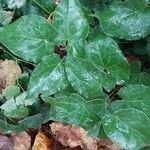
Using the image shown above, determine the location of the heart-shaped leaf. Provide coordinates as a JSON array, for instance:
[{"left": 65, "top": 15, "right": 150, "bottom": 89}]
[
  {"left": 97, "top": 0, "right": 150, "bottom": 40},
  {"left": 86, "top": 33, "right": 129, "bottom": 81},
  {"left": 103, "top": 108, "right": 150, "bottom": 150},
  {"left": 65, "top": 55, "right": 116, "bottom": 98},
  {"left": 48, "top": 94, "right": 106, "bottom": 136},
  {"left": 0, "top": 15, "right": 57, "bottom": 63},
  {"left": 53, "top": 0, "right": 89, "bottom": 57},
  {"left": 118, "top": 84, "right": 150, "bottom": 117},
  {"left": 27, "top": 54, "right": 69, "bottom": 98}
]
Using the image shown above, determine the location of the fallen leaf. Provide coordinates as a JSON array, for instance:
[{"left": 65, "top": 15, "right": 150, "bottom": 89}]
[
  {"left": 98, "top": 139, "right": 122, "bottom": 150},
  {"left": 0, "top": 60, "right": 22, "bottom": 92},
  {"left": 32, "top": 132, "right": 51, "bottom": 150},
  {"left": 50, "top": 122, "right": 98, "bottom": 150},
  {"left": 12, "top": 132, "right": 31, "bottom": 150},
  {"left": 0, "top": 135, "right": 14, "bottom": 150}
]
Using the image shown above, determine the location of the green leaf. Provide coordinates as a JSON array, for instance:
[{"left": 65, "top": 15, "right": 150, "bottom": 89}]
[
  {"left": 97, "top": 0, "right": 150, "bottom": 40},
  {"left": 17, "top": 73, "right": 30, "bottom": 90},
  {"left": 22, "top": 0, "right": 45, "bottom": 15},
  {"left": 110, "top": 100, "right": 127, "bottom": 112},
  {"left": 49, "top": 94, "right": 106, "bottom": 136},
  {"left": 103, "top": 108, "right": 150, "bottom": 150},
  {"left": 65, "top": 55, "right": 116, "bottom": 99},
  {"left": 2, "top": 85, "right": 20, "bottom": 98},
  {"left": 52, "top": 0, "right": 89, "bottom": 57},
  {"left": 118, "top": 84, "right": 150, "bottom": 117},
  {"left": 27, "top": 54, "right": 69, "bottom": 98},
  {"left": 0, "top": 119, "right": 16, "bottom": 134},
  {"left": 7, "top": 0, "right": 26, "bottom": 9},
  {"left": 33, "top": 0, "right": 55, "bottom": 14},
  {"left": 0, "top": 97, "right": 29, "bottom": 118},
  {"left": 0, "top": 15, "right": 56, "bottom": 63},
  {"left": 129, "top": 61, "right": 150, "bottom": 87},
  {"left": 1, "top": 98, "right": 17, "bottom": 112},
  {"left": 4, "top": 105, "right": 29, "bottom": 118},
  {"left": 16, "top": 105, "right": 51, "bottom": 131},
  {"left": 15, "top": 92, "right": 36, "bottom": 106},
  {"left": 86, "top": 33, "right": 129, "bottom": 81}
]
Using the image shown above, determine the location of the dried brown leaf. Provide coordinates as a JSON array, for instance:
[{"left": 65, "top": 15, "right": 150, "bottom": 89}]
[
  {"left": 50, "top": 122, "right": 98, "bottom": 150},
  {"left": 0, "top": 59, "right": 22, "bottom": 92},
  {"left": 32, "top": 132, "right": 51, "bottom": 150},
  {"left": 12, "top": 132, "right": 31, "bottom": 150},
  {"left": 0, "top": 135, "right": 13, "bottom": 150}
]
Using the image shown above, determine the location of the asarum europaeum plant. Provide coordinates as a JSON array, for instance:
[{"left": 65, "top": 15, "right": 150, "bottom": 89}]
[{"left": 0, "top": 0, "right": 150, "bottom": 149}]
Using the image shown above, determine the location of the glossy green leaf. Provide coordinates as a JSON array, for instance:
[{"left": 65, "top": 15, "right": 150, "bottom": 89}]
[
  {"left": 118, "top": 84, "right": 150, "bottom": 117},
  {"left": 97, "top": 0, "right": 150, "bottom": 40},
  {"left": 65, "top": 55, "right": 116, "bottom": 98},
  {"left": 52, "top": 0, "right": 89, "bottom": 57},
  {"left": 49, "top": 94, "right": 106, "bottom": 136},
  {"left": 0, "top": 15, "right": 56, "bottom": 63},
  {"left": 33, "top": 0, "right": 55, "bottom": 14},
  {"left": 27, "top": 54, "right": 69, "bottom": 98},
  {"left": 103, "top": 108, "right": 150, "bottom": 150},
  {"left": 86, "top": 33, "right": 129, "bottom": 81}
]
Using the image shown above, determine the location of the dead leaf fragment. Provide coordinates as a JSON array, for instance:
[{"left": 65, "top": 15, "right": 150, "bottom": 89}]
[
  {"left": 0, "top": 60, "right": 22, "bottom": 91},
  {"left": 12, "top": 132, "right": 31, "bottom": 150},
  {"left": 50, "top": 122, "right": 98, "bottom": 150},
  {"left": 0, "top": 135, "right": 14, "bottom": 150},
  {"left": 32, "top": 132, "right": 51, "bottom": 150},
  {"left": 55, "top": 0, "right": 60, "bottom": 5}
]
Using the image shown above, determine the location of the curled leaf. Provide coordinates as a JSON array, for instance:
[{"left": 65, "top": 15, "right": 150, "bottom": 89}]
[
  {"left": 32, "top": 132, "right": 51, "bottom": 150},
  {"left": 0, "top": 60, "right": 22, "bottom": 91},
  {"left": 12, "top": 132, "right": 31, "bottom": 150},
  {"left": 50, "top": 122, "right": 98, "bottom": 150},
  {"left": 0, "top": 135, "right": 13, "bottom": 150}
]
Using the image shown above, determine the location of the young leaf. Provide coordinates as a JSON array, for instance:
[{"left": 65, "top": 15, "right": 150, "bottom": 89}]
[
  {"left": 86, "top": 33, "right": 129, "bottom": 81},
  {"left": 4, "top": 105, "right": 29, "bottom": 118},
  {"left": 1, "top": 97, "right": 29, "bottom": 118},
  {"left": 103, "top": 108, "right": 150, "bottom": 150},
  {"left": 0, "top": 15, "right": 57, "bottom": 63},
  {"left": 118, "top": 84, "right": 150, "bottom": 117},
  {"left": 27, "top": 54, "right": 69, "bottom": 98},
  {"left": 48, "top": 94, "right": 106, "bottom": 136},
  {"left": 65, "top": 55, "right": 116, "bottom": 98},
  {"left": 52, "top": 0, "right": 89, "bottom": 57},
  {"left": 97, "top": 0, "right": 150, "bottom": 40},
  {"left": 2, "top": 85, "right": 20, "bottom": 98},
  {"left": 16, "top": 106, "right": 52, "bottom": 132}
]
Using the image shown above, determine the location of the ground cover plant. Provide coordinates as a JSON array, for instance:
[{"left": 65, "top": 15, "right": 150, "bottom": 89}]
[{"left": 0, "top": 0, "right": 150, "bottom": 149}]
